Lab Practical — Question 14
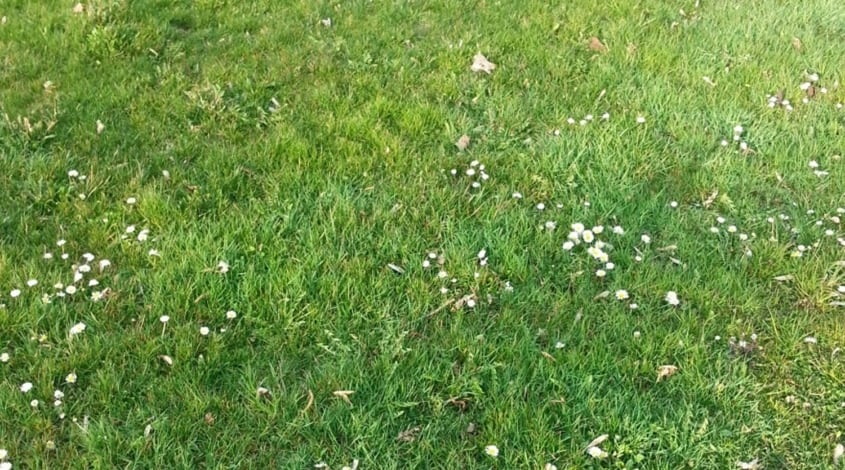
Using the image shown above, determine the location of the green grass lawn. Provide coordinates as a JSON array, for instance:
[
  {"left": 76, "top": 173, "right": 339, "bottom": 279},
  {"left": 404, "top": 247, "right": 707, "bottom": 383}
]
[{"left": 2, "top": 0, "right": 845, "bottom": 468}]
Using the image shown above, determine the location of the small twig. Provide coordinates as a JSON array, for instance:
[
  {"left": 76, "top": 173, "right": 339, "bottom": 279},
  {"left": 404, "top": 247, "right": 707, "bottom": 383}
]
[
  {"left": 425, "top": 298, "right": 456, "bottom": 318},
  {"left": 300, "top": 389, "right": 314, "bottom": 415}
]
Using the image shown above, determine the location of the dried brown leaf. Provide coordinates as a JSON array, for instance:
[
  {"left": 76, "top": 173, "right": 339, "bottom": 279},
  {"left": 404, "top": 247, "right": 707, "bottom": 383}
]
[
  {"left": 333, "top": 390, "right": 355, "bottom": 405},
  {"left": 585, "top": 434, "right": 609, "bottom": 450},
  {"left": 657, "top": 364, "right": 678, "bottom": 381},
  {"left": 588, "top": 37, "right": 607, "bottom": 53},
  {"left": 397, "top": 426, "right": 421, "bottom": 442},
  {"left": 455, "top": 134, "right": 471, "bottom": 151},
  {"left": 470, "top": 53, "right": 496, "bottom": 74}
]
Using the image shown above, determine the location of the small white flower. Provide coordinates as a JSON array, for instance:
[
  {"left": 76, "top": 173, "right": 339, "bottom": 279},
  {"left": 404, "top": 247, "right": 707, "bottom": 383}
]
[
  {"left": 21, "top": 382, "right": 33, "bottom": 393},
  {"left": 636, "top": 115, "right": 646, "bottom": 124},
  {"left": 554, "top": 341, "right": 565, "bottom": 349},
  {"left": 0, "top": 352, "right": 9, "bottom": 362},
  {"left": 88, "top": 279, "right": 99, "bottom": 287},
  {"left": 799, "top": 82, "right": 812, "bottom": 91},
  {"left": 69, "top": 322, "right": 87, "bottom": 335},
  {"left": 721, "top": 140, "right": 729, "bottom": 146},
  {"left": 477, "top": 249, "right": 487, "bottom": 260},
  {"left": 200, "top": 326, "right": 210, "bottom": 336},
  {"left": 54, "top": 389, "right": 64, "bottom": 399},
  {"left": 544, "top": 221, "right": 557, "bottom": 231},
  {"left": 665, "top": 291, "right": 680, "bottom": 306},
  {"left": 422, "top": 260, "right": 431, "bottom": 268},
  {"left": 727, "top": 225, "right": 738, "bottom": 233},
  {"left": 710, "top": 226, "right": 719, "bottom": 233},
  {"left": 43, "top": 252, "right": 53, "bottom": 259},
  {"left": 512, "top": 192, "right": 523, "bottom": 199},
  {"left": 809, "top": 160, "right": 819, "bottom": 169},
  {"left": 581, "top": 230, "right": 595, "bottom": 243},
  {"left": 65, "top": 373, "right": 77, "bottom": 384},
  {"left": 57, "top": 239, "right": 66, "bottom": 246},
  {"left": 78, "top": 264, "right": 91, "bottom": 273},
  {"left": 536, "top": 203, "right": 545, "bottom": 211},
  {"left": 31, "top": 399, "right": 39, "bottom": 408},
  {"left": 595, "top": 269, "right": 607, "bottom": 278},
  {"left": 612, "top": 225, "right": 625, "bottom": 235},
  {"left": 82, "top": 252, "right": 95, "bottom": 262},
  {"left": 669, "top": 201, "right": 678, "bottom": 208},
  {"left": 592, "top": 225, "right": 604, "bottom": 234},
  {"left": 562, "top": 241, "right": 575, "bottom": 251},
  {"left": 601, "top": 112, "right": 610, "bottom": 120},
  {"left": 148, "top": 249, "right": 161, "bottom": 257},
  {"left": 99, "top": 259, "right": 111, "bottom": 271},
  {"left": 615, "top": 290, "right": 629, "bottom": 300},
  {"left": 160, "top": 315, "right": 170, "bottom": 323},
  {"left": 65, "top": 285, "right": 77, "bottom": 295},
  {"left": 465, "top": 168, "right": 476, "bottom": 176},
  {"left": 804, "top": 336, "right": 817, "bottom": 344},
  {"left": 217, "top": 261, "right": 230, "bottom": 273},
  {"left": 641, "top": 234, "right": 651, "bottom": 244},
  {"left": 10, "top": 289, "right": 21, "bottom": 298},
  {"left": 739, "top": 233, "right": 749, "bottom": 241},
  {"left": 629, "top": 303, "right": 638, "bottom": 310},
  {"left": 544, "top": 463, "right": 558, "bottom": 470},
  {"left": 466, "top": 299, "right": 476, "bottom": 308},
  {"left": 605, "top": 262, "right": 615, "bottom": 270},
  {"left": 226, "top": 310, "right": 237, "bottom": 320},
  {"left": 733, "top": 125, "right": 744, "bottom": 135},
  {"left": 26, "top": 279, "right": 38, "bottom": 287},
  {"left": 68, "top": 169, "right": 79, "bottom": 178},
  {"left": 484, "top": 445, "right": 499, "bottom": 457}
]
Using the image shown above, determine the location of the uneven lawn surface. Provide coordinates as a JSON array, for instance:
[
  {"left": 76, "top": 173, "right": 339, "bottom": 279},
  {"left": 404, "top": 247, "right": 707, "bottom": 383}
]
[{"left": 2, "top": 0, "right": 845, "bottom": 468}]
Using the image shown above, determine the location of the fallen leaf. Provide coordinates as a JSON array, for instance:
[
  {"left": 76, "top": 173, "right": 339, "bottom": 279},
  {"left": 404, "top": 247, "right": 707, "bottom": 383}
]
[
  {"left": 257, "top": 386, "right": 271, "bottom": 399},
  {"left": 593, "top": 290, "right": 610, "bottom": 300},
  {"left": 158, "top": 355, "right": 173, "bottom": 366},
  {"left": 470, "top": 53, "right": 496, "bottom": 74},
  {"left": 397, "top": 426, "right": 421, "bottom": 442},
  {"left": 96, "top": 120, "right": 105, "bottom": 134},
  {"left": 72, "top": 3, "right": 84, "bottom": 14},
  {"left": 144, "top": 424, "right": 152, "bottom": 437},
  {"left": 465, "top": 422, "right": 477, "bottom": 434},
  {"left": 387, "top": 263, "right": 405, "bottom": 274},
  {"left": 333, "top": 390, "right": 355, "bottom": 405},
  {"left": 791, "top": 37, "right": 802, "bottom": 50},
  {"left": 773, "top": 275, "right": 794, "bottom": 282},
  {"left": 455, "top": 134, "right": 471, "bottom": 151},
  {"left": 703, "top": 189, "right": 719, "bottom": 208},
  {"left": 585, "top": 434, "right": 609, "bottom": 450},
  {"left": 540, "top": 351, "right": 556, "bottom": 362},
  {"left": 204, "top": 412, "right": 215, "bottom": 425},
  {"left": 657, "top": 365, "right": 678, "bottom": 381},
  {"left": 736, "top": 459, "right": 759, "bottom": 470},
  {"left": 588, "top": 37, "right": 607, "bottom": 52},
  {"left": 834, "top": 443, "right": 844, "bottom": 464},
  {"left": 807, "top": 85, "right": 816, "bottom": 98}
]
